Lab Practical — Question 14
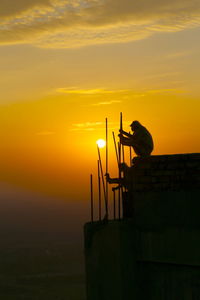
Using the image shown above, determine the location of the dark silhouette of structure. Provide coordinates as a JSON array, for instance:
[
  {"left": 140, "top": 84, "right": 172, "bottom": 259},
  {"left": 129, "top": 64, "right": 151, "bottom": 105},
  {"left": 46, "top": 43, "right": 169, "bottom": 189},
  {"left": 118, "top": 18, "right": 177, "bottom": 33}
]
[
  {"left": 119, "top": 120, "right": 154, "bottom": 157},
  {"left": 84, "top": 153, "right": 200, "bottom": 300}
]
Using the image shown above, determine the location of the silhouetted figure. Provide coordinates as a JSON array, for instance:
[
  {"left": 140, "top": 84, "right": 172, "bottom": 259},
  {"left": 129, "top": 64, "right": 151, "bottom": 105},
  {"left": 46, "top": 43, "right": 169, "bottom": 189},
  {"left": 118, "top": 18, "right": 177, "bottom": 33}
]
[
  {"left": 105, "top": 163, "right": 133, "bottom": 218},
  {"left": 119, "top": 120, "right": 153, "bottom": 157},
  {"left": 105, "top": 163, "right": 130, "bottom": 188}
]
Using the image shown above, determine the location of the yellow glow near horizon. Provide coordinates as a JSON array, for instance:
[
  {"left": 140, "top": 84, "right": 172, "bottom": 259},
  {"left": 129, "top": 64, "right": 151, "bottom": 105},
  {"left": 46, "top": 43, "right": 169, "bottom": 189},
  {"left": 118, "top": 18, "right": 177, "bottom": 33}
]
[
  {"left": 96, "top": 139, "right": 106, "bottom": 148},
  {"left": 1, "top": 9, "right": 200, "bottom": 204}
]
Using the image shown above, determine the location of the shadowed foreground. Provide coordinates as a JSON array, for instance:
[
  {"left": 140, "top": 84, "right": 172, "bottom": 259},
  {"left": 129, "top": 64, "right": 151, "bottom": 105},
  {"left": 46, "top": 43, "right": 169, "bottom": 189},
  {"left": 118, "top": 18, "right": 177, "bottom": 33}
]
[{"left": 0, "top": 234, "right": 86, "bottom": 300}]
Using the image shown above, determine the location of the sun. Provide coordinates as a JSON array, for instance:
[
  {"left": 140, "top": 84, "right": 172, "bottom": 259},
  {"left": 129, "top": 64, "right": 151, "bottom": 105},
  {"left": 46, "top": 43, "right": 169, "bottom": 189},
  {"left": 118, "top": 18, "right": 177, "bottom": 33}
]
[{"left": 96, "top": 139, "right": 106, "bottom": 148}]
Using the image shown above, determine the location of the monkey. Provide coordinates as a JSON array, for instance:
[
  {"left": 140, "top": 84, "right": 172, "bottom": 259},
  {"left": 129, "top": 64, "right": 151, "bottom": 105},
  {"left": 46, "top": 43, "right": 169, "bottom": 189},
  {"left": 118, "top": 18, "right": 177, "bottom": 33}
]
[
  {"left": 105, "top": 163, "right": 131, "bottom": 188},
  {"left": 119, "top": 120, "right": 153, "bottom": 157}
]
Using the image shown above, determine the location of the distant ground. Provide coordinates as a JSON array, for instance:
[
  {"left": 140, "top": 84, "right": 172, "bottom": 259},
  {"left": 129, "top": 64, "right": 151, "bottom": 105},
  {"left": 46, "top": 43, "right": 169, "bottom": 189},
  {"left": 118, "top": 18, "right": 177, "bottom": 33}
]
[
  {"left": 0, "top": 182, "right": 87, "bottom": 299},
  {"left": 0, "top": 233, "right": 86, "bottom": 300}
]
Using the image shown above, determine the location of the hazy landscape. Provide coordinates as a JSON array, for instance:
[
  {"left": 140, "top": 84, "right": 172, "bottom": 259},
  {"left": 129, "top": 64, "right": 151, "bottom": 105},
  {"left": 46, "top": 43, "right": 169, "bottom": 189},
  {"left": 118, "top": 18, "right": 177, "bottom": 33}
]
[
  {"left": 0, "top": 234, "right": 86, "bottom": 300},
  {"left": 0, "top": 183, "right": 87, "bottom": 300}
]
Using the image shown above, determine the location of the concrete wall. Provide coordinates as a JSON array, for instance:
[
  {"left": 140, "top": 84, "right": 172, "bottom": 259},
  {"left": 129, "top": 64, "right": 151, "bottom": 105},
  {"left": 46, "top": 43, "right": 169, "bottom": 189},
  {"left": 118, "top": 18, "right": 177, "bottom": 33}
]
[
  {"left": 137, "top": 261, "right": 200, "bottom": 300},
  {"left": 84, "top": 154, "right": 200, "bottom": 300},
  {"left": 84, "top": 221, "right": 138, "bottom": 300},
  {"left": 130, "top": 153, "right": 200, "bottom": 192},
  {"left": 134, "top": 189, "right": 200, "bottom": 228},
  {"left": 84, "top": 222, "right": 200, "bottom": 300}
]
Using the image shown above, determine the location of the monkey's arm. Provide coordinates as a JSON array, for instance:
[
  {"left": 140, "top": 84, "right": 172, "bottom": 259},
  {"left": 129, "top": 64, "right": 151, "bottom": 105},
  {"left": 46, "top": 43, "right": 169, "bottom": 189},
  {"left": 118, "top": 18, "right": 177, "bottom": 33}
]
[
  {"left": 105, "top": 173, "right": 123, "bottom": 184},
  {"left": 119, "top": 130, "right": 132, "bottom": 138},
  {"left": 120, "top": 136, "right": 133, "bottom": 146}
]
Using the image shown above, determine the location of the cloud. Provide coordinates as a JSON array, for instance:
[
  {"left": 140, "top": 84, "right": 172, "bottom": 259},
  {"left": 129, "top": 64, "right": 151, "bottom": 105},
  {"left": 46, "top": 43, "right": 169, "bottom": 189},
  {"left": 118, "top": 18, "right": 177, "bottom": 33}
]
[
  {"left": 165, "top": 51, "right": 193, "bottom": 59},
  {"left": 146, "top": 88, "right": 186, "bottom": 95},
  {"left": 57, "top": 86, "right": 185, "bottom": 99},
  {"left": 0, "top": 0, "right": 51, "bottom": 18},
  {"left": 56, "top": 86, "right": 186, "bottom": 105},
  {"left": 71, "top": 121, "right": 103, "bottom": 131},
  {"left": 92, "top": 100, "right": 121, "bottom": 106},
  {"left": 0, "top": 0, "right": 200, "bottom": 47},
  {"left": 71, "top": 120, "right": 134, "bottom": 131},
  {"left": 56, "top": 87, "right": 128, "bottom": 95}
]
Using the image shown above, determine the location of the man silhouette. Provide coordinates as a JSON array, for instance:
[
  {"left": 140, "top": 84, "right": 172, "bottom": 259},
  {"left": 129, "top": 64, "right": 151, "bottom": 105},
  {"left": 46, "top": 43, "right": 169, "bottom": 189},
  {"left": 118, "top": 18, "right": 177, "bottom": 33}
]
[{"left": 119, "top": 121, "right": 153, "bottom": 157}]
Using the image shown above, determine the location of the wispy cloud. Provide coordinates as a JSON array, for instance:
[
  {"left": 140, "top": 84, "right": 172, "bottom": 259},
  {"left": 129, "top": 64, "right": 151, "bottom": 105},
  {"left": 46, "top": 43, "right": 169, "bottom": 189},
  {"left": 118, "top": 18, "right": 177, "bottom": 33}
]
[
  {"left": 56, "top": 88, "right": 128, "bottom": 95},
  {"left": 92, "top": 100, "right": 121, "bottom": 106},
  {"left": 71, "top": 121, "right": 103, "bottom": 131},
  {"left": 146, "top": 88, "right": 186, "bottom": 95},
  {"left": 70, "top": 120, "right": 133, "bottom": 131},
  {"left": 56, "top": 86, "right": 186, "bottom": 104},
  {"left": 165, "top": 51, "right": 193, "bottom": 59},
  {"left": 0, "top": 0, "right": 200, "bottom": 48}
]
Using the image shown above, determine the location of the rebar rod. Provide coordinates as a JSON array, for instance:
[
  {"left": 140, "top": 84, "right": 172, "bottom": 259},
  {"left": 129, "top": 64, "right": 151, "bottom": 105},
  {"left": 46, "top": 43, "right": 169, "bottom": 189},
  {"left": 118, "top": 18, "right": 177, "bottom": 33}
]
[
  {"left": 118, "top": 142, "right": 121, "bottom": 220},
  {"left": 105, "top": 118, "right": 108, "bottom": 218},
  {"left": 118, "top": 112, "right": 124, "bottom": 219},
  {"left": 90, "top": 174, "right": 94, "bottom": 222},
  {"left": 97, "top": 160, "right": 101, "bottom": 221},
  {"left": 120, "top": 112, "right": 125, "bottom": 164},
  {"left": 122, "top": 144, "right": 125, "bottom": 164},
  {"left": 129, "top": 131, "right": 132, "bottom": 166},
  {"left": 112, "top": 131, "right": 119, "bottom": 165},
  {"left": 97, "top": 146, "right": 107, "bottom": 216}
]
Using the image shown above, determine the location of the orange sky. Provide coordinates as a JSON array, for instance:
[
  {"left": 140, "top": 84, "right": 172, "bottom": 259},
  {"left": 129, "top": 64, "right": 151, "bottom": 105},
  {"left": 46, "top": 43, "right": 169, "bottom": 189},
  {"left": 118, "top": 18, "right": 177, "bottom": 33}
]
[
  {"left": 1, "top": 91, "right": 200, "bottom": 203},
  {"left": 0, "top": 0, "right": 200, "bottom": 210}
]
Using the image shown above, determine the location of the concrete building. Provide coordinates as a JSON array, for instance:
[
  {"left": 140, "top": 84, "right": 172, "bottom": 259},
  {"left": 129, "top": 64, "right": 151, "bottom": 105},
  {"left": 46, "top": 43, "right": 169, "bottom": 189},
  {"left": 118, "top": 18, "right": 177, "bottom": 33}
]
[{"left": 84, "top": 153, "right": 200, "bottom": 300}]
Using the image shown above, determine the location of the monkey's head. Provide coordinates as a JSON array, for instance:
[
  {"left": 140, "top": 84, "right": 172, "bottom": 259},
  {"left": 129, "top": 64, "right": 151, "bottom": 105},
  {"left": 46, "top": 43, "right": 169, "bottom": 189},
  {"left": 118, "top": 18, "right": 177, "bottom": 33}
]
[{"left": 130, "top": 120, "right": 141, "bottom": 131}]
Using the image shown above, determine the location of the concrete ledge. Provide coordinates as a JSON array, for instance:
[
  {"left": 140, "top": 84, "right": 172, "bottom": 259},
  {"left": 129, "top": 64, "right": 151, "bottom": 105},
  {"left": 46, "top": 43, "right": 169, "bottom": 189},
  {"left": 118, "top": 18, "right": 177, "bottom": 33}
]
[
  {"left": 129, "top": 153, "right": 200, "bottom": 191},
  {"left": 84, "top": 220, "right": 138, "bottom": 300},
  {"left": 84, "top": 221, "right": 200, "bottom": 300}
]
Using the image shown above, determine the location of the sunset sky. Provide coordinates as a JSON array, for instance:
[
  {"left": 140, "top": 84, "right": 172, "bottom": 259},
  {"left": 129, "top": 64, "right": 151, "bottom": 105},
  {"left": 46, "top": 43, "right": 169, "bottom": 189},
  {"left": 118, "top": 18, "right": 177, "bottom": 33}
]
[{"left": 0, "top": 0, "right": 200, "bottom": 232}]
